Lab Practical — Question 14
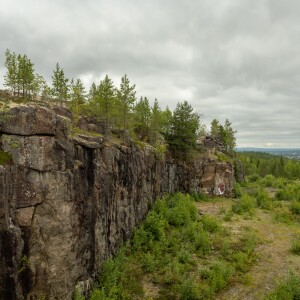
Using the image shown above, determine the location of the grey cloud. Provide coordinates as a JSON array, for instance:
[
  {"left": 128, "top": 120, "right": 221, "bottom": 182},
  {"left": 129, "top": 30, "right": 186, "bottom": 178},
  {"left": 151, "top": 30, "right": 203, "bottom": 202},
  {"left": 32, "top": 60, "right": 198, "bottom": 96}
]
[{"left": 0, "top": 0, "right": 299, "bottom": 147}]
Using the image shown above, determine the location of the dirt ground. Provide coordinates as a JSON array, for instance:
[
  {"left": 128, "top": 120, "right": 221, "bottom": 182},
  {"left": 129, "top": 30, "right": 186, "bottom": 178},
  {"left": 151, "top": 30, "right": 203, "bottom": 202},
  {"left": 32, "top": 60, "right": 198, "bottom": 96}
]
[{"left": 197, "top": 200, "right": 300, "bottom": 300}]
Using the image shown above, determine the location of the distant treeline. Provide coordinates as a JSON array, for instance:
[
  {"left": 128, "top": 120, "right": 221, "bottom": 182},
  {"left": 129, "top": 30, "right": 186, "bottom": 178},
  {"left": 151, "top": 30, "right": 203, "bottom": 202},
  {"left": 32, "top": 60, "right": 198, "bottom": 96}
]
[
  {"left": 2, "top": 49, "right": 236, "bottom": 159},
  {"left": 238, "top": 152, "right": 300, "bottom": 180}
]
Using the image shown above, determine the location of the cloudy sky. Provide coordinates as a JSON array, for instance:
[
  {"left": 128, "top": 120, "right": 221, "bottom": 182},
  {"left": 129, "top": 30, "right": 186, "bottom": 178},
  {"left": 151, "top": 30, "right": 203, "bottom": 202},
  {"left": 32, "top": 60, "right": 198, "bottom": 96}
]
[{"left": 0, "top": 0, "right": 299, "bottom": 148}]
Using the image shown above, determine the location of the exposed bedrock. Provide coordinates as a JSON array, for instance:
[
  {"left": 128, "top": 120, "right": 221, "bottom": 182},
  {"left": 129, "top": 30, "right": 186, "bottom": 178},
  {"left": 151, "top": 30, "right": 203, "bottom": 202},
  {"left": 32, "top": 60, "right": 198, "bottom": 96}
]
[{"left": 0, "top": 104, "right": 234, "bottom": 299}]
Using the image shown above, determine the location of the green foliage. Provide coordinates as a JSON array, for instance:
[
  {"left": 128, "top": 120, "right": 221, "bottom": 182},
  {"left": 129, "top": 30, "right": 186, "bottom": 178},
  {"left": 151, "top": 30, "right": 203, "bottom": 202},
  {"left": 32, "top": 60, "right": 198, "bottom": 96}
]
[
  {"left": 177, "top": 277, "right": 202, "bottom": 300},
  {"left": 275, "top": 183, "right": 300, "bottom": 201},
  {"left": 210, "top": 118, "right": 236, "bottom": 154},
  {"left": 191, "top": 192, "right": 209, "bottom": 202},
  {"left": 261, "top": 175, "right": 277, "bottom": 187},
  {"left": 165, "top": 101, "right": 200, "bottom": 160},
  {"left": 51, "top": 63, "right": 69, "bottom": 106},
  {"left": 18, "top": 255, "right": 30, "bottom": 273},
  {"left": 4, "top": 49, "right": 40, "bottom": 98},
  {"left": 74, "top": 289, "right": 85, "bottom": 300},
  {"left": 200, "top": 215, "right": 221, "bottom": 233},
  {"left": 232, "top": 195, "right": 256, "bottom": 215},
  {"left": 290, "top": 201, "right": 300, "bottom": 215},
  {"left": 117, "top": 74, "right": 136, "bottom": 138},
  {"left": 0, "top": 150, "right": 12, "bottom": 165},
  {"left": 233, "top": 182, "right": 243, "bottom": 198},
  {"left": 238, "top": 152, "right": 300, "bottom": 180},
  {"left": 256, "top": 189, "right": 273, "bottom": 210},
  {"left": 265, "top": 272, "right": 300, "bottom": 300},
  {"left": 290, "top": 235, "right": 300, "bottom": 255},
  {"left": 200, "top": 261, "right": 234, "bottom": 294},
  {"left": 166, "top": 193, "right": 197, "bottom": 226}
]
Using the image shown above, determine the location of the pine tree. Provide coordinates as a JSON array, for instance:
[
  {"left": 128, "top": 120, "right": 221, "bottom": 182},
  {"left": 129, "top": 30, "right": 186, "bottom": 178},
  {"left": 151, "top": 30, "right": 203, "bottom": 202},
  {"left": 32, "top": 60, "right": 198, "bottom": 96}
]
[
  {"left": 70, "top": 78, "right": 86, "bottom": 124},
  {"left": 210, "top": 118, "right": 220, "bottom": 138},
  {"left": 31, "top": 74, "right": 46, "bottom": 99},
  {"left": 134, "top": 96, "right": 151, "bottom": 141},
  {"left": 166, "top": 101, "right": 200, "bottom": 159},
  {"left": 117, "top": 74, "right": 136, "bottom": 139},
  {"left": 51, "top": 63, "right": 69, "bottom": 106},
  {"left": 4, "top": 49, "right": 18, "bottom": 95},
  {"left": 98, "top": 75, "right": 115, "bottom": 134},
  {"left": 223, "top": 119, "right": 237, "bottom": 154},
  {"left": 149, "top": 99, "right": 161, "bottom": 145}
]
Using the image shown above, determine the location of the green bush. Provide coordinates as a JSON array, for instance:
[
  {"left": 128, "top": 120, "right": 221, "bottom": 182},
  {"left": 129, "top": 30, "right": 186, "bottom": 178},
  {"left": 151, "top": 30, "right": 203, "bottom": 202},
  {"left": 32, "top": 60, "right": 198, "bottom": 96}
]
[
  {"left": 232, "top": 195, "right": 256, "bottom": 215},
  {"left": 290, "top": 235, "right": 300, "bottom": 255},
  {"left": 233, "top": 182, "right": 243, "bottom": 198},
  {"left": 290, "top": 201, "right": 300, "bottom": 215},
  {"left": 261, "top": 175, "right": 276, "bottom": 187},
  {"left": 191, "top": 192, "right": 209, "bottom": 202},
  {"left": 275, "top": 184, "right": 300, "bottom": 201},
  {"left": 248, "top": 174, "right": 260, "bottom": 182},
  {"left": 194, "top": 231, "right": 211, "bottom": 256},
  {"left": 256, "top": 189, "right": 273, "bottom": 210},
  {"left": 201, "top": 261, "right": 234, "bottom": 294},
  {"left": 265, "top": 272, "right": 300, "bottom": 300},
  {"left": 177, "top": 277, "right": 202, "bottom": 300},
  {"left": 200, "top": 215, "right": 221, "bottom": 233},
  {"left": 166, "top": 193, "right": 197, "bottom": 227}
]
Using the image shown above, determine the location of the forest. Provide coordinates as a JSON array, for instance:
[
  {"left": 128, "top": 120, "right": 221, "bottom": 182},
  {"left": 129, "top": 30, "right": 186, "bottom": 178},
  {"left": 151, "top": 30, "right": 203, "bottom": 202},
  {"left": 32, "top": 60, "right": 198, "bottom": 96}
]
[{"left": 2, "top": 49, "right": 236, "bottom": 160}]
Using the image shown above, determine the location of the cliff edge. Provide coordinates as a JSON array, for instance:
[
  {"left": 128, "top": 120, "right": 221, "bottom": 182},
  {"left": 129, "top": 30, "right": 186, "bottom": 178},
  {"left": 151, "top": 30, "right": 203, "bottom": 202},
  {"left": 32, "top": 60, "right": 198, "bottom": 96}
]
[{"left": 0, "top": 103, "right": 234, "bottom": 299}]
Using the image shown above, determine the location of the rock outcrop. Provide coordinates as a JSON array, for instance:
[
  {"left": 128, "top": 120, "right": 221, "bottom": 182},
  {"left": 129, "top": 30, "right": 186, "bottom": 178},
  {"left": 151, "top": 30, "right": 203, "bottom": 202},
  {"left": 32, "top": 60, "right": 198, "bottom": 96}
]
[{"left": 0, "top": 104, "right": 234, "bottom": 299}]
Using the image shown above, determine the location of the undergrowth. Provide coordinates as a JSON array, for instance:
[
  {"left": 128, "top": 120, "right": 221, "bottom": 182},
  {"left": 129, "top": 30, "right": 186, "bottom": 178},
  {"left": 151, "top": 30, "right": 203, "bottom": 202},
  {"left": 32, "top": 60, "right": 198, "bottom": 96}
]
[{"left": 87, "top": 193, "right": 258, "bottom": 300}]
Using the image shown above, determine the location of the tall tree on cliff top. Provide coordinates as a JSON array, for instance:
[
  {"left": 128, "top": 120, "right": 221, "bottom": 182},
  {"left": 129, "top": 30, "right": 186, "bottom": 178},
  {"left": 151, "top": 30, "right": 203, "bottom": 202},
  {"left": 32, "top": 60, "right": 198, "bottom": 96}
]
[
  {"left": 134, "top": 96, "right": 151, "bottom": 141},
  {"left": 4, "top": 49, "right": 18, "bottom": 95},
  {"left": 17, "top": 54, "right": 35, "bottom": 97},
  {"left": 98, "top": 75, "right": 116, "bottom": 134},
  {"left": 149, "top": 98, "right": 161, "bottom": 145},
  {"left": 223, "top": 118, "right": 236, "bottom": 153},
  {"left": 117, "top": 74, "right": 136, "bottom": 138},
  {"left": 51, "top": 63, "right": 69, "bottom": 106},
  {"left": 166, "top": 101, "right": 200, "bottom": 160},
  {"left": 4, "top": 50, "right": 35, "bottom": 98},
  {"left": 70, "top": 78, "right": 86, "bottom": 124}
]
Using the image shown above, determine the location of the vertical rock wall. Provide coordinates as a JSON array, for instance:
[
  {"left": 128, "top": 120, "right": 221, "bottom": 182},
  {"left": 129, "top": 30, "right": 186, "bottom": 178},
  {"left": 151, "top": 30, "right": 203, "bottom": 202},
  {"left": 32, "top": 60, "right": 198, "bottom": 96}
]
[{"left": 0, "top": 104, "right": 234, "bottom": 299}]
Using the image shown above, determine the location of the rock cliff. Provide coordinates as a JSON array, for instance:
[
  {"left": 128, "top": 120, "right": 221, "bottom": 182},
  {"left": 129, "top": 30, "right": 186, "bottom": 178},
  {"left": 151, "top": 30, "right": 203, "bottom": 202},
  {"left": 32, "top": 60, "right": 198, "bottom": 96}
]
[{"left": 0, "top": 104, "right": 234, "bottom": 299}]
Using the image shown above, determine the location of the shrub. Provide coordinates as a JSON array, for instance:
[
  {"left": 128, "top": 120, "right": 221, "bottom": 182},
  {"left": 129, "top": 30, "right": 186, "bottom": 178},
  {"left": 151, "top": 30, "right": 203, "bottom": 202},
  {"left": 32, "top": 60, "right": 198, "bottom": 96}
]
[
  {"left": 194, "top": 231, "right": 211, "bottom": 256},
  {"left": 290, "top": 235, "right": 300, "bottom": 255},
  {"left": 256, "top": 189, "right": 273, "bottom": 210},
  {"left": 201, "top": 261, "right": 234, "bottom": 294},
  {"left": 232, "top": 195, "right": 256, "bottom": 215},
  {"left": 177, "top": 277, "right": 202, "bottom": 300},
  {"left": 233, "top": 182, "right": 243, "bottom": 198},
  {"left": 248, "top": 174, "right": 260, "bottom": 183},
  {"left": 191, "top": 192, "right": 209, "bottom": 202},
  {"left": 200, "top": 215, "right": 221, "bottom": 233},
  {"left": 290, "top": 201, "right": 300, "bottom": 215},
  {"left": 265, "top": 272, "right": 300, "bottom": 300},
  {"left": 167, "top": 193, "right": 197, "bottom": 227},
  {"left": 261, "top": 175, "right": 276, "bottom": 187}
]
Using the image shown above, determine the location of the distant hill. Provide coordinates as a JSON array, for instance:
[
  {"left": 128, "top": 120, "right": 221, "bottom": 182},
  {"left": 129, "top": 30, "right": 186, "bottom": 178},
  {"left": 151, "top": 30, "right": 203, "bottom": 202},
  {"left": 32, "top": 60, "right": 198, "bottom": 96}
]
[{"left": 237, "top": 147, "right": 300, "bottom": 160}]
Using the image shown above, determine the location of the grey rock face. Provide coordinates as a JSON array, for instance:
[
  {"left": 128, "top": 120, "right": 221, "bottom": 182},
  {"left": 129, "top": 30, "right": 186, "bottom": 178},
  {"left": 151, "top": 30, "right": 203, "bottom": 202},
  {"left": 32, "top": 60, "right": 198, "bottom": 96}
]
[{"left": 0, "top": 104, "right": 234, "bottom": 299}]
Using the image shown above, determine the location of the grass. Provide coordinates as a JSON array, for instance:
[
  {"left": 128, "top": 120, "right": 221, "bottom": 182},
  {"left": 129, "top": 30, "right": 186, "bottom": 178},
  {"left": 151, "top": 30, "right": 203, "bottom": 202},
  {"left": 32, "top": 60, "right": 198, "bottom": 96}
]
[
  {"left": 290, "top": 235, "right": 300, "bottom": 255},
  {"left": 265, "top": 272, "right": 300, "bottom": 300},
  {"left": 87, "top": 193, "right": 259, "bottom": 299},
  {"left": 84, "top": 176, "right": 300, "bottom": 299}
]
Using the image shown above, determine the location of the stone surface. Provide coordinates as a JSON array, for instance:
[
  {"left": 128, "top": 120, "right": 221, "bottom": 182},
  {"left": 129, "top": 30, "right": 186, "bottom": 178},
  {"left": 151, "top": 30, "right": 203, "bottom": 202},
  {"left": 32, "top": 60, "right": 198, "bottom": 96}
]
[
  {"left": 15, "top": 207, "right": 35, "bottom": 227},
  {"left": 0, "top": 104, "right": 235, "bottom": 299},
  {"left": 0, "top": 105, "right": 56, "bottom": 135}
]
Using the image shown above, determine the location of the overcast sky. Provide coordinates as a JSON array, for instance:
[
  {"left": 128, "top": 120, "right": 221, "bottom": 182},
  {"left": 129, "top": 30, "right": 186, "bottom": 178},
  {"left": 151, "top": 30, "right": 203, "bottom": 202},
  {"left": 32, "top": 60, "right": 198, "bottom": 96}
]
[{"left": 0, "top": 0, "right": 299, "bottom": 148}]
